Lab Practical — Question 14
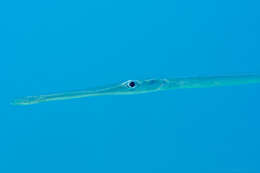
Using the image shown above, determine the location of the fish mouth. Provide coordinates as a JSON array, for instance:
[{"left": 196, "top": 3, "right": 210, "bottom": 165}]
[{"left": 11, "top": 96, "right": 43, "bottom": 106}]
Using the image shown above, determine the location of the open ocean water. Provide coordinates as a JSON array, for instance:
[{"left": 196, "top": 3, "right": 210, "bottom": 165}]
[{"left": 1, "top": 0, "right": 260, "bottom": 172}]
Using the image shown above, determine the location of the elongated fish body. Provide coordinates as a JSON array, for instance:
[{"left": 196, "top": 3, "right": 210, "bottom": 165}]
[
  {"left": 162, "top": 75, "right": 260, "bottom": 90},
  {"left": 12, "top": 75, "right": 260, "bottom": 106}
]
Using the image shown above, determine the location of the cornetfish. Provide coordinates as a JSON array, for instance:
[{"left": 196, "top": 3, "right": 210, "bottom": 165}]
[{"left": 12, "top": 75, "right": 260, "bottom": 105}]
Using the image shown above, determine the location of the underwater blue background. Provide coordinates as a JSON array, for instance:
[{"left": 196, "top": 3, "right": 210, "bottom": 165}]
[{"left": 1, "top": 0, "right": 260, "bottom": 172}]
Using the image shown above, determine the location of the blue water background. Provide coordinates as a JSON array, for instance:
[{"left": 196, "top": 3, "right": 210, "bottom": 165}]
[{"left": 1, "top": 0, "right": 260, "bottom": 172}]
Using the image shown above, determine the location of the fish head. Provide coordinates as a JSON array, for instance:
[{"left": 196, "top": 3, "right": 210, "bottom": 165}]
[{"left": 104, "top": 79, "right": 166, "bottom": 95}]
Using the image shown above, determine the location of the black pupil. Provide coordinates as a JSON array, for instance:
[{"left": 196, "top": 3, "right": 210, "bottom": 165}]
[{"left": 129, "top": 81, "right": 135, "bottom": 87}]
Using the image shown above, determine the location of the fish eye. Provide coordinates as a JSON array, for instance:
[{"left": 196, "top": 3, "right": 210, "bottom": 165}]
[
  {"left": 128, "top": 81, "right": 136, "bottom": 88},
  {"left": 125, "top": 80, "right": 136, "bottom": 88}
]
